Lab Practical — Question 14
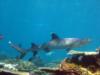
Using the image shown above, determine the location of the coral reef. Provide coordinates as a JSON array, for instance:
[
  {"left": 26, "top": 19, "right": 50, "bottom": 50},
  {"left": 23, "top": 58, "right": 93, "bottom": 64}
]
[
  {"left": 0, "top": 50, "right": 100, "bottom": 75},
  {"left": 15, "top": 60, "right": 37, "bottom": 72},
  {"left": 0, "top": 70, "right": 29, "bottom": 75},
  {"left": 0, "top": 59, "right": 41, "bottom": 75},
  {"left": 39, "top": 58, "right": 100, "bottom": 75},
  {"left": 0, "top": 59, "right": 37, "bottom": 72},
  {"left": 68, "top": 50, "right": 100, "bottom": 73},
  {"left": 40, "top": 59, "right": 82, "bottom": 75}
]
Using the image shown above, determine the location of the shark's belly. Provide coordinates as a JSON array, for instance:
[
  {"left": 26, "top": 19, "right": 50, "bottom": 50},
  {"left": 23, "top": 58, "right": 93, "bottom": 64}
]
[{"left": 48, "top": 42, "right": 67, "bottom": 49}]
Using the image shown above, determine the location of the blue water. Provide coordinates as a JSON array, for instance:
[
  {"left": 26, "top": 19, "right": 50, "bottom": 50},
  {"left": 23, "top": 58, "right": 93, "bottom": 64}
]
[{"left": 0, "top": 0, "right": 100, "bottom": 62}]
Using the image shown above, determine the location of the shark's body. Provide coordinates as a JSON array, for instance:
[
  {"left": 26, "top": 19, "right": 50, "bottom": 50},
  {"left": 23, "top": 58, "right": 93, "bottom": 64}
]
[
  {"left": 41, "top": 33, "right": 91, "bottom": 52},
  {"left": 8, "top": 33, "right": 91, "bottom": 61}
]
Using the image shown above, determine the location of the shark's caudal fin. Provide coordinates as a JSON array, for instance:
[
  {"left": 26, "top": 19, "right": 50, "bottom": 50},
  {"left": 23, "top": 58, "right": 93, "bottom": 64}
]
[
  {"left": 8, "top": 41, "right": 26, "bottom": 54},
  {"left": 51, "top": 33, "right": 60, "bottom": 40},
  {"left": 16, "top": 42, "right": 39, "bottom": 60},
  {"left": 8, "top": 41, "right": 27, "bottom": 59}
]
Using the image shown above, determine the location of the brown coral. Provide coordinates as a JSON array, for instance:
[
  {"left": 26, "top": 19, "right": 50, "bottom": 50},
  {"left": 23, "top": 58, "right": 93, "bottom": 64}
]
[
  {"left": 70, "top": 53, "right": 100, "bottom": 73},
  {"left": 40, "top": 59, "right": 82, "bottom": 75}
]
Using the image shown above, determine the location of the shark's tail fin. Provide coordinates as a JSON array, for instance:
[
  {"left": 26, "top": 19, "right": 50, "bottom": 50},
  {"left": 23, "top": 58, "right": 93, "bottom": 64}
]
[
  {"left": 8, "top": 40, "right": 27, "bottom": 59},
  {"left": 8, "top": 41, "right": 25, "bottom": 53},
  {"left": 18, "top": 42, "right": 40, "bottom": 60}
]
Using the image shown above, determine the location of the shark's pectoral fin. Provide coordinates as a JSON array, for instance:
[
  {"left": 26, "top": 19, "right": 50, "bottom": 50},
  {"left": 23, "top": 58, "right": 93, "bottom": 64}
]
[
  {"left": 51, "top": 33, "right": 60, "bottom": 40},
  {"left": 33, "top": 51, "right": 38, "bottom": 57},
  {"left": 29, "top": 51, "right": 38, "bottom": 61}
]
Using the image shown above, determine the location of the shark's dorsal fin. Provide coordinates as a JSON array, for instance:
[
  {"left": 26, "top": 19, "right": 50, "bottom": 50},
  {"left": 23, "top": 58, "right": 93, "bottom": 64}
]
[{"left": 51, "top": 33, "right": 60, "bottom": 40}]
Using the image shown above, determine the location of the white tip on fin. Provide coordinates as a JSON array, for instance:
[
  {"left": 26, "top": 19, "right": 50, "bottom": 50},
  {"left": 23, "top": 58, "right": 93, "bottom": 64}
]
[{"left": 8, "top": 40, "right": 12, "bottom": 44}]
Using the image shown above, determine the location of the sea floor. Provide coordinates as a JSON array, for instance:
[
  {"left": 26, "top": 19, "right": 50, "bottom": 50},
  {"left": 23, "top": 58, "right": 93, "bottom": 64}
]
[{"left": 0, "top": 54, "right": 100, "bottom": 75}]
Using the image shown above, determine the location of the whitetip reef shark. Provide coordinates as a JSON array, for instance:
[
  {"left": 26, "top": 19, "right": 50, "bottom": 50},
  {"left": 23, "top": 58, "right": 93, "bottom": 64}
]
[{"left": 8, "top": 33, "right": 91, "bottom": 61}]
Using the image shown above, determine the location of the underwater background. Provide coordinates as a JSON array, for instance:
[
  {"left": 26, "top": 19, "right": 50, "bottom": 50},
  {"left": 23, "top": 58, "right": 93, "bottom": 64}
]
[{"left": 0, "top": 0, "right": 100, "bottom": 63}]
